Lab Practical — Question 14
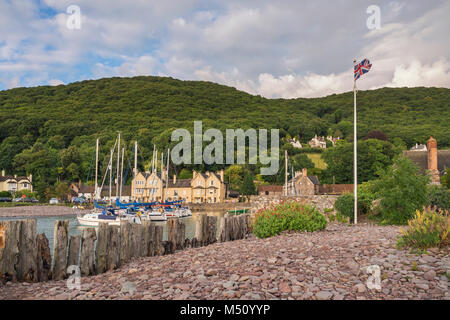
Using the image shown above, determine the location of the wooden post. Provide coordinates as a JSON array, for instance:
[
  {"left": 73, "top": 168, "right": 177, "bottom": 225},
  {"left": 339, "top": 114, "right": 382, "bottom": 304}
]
[
  {"left": 67, "top": 235, "right": 81, "bottom": 268},
  {"left": 106, "top": 225, "right": 120, "bottom": 271},
  {"left": 218, "top": 216, "right": 226, "bottom": 242},
  {"left": 36, "top": 233, "right": 52, "bottom": 281},
  {"left": 168, "top": 218, "right": 186, "bottom": 251},
  {"left": 206, "top": 216, "right": 217, "bottom": 245},
  {"left": 194, "top": 214, "right": 203, "bottom": 245},
  {"left": 0, "top": 221, "right": 21, "bottom": 282},
  {"left": 52, "top": 220, "right": 69, "bottom": 280},
  {"left": 17, "top": 219, "right": 37, "bottom": 282},
  {"left": 130, "top": 224, "right": 143, "bottom": 258},
  {"left": 95, "top": 222, "right": 108, "bottom": 274},
  {"left": 119, "top": 221, "right": 131, "bottom": 265},
  {"left": 153, "top": 225, "right": 163, "bottom": 255},
  {"left": 142, "top": 220, "right": 152, "bottom": 257},
  {"left": 80, "top": 228, "right": 96, "bottom": 276}
]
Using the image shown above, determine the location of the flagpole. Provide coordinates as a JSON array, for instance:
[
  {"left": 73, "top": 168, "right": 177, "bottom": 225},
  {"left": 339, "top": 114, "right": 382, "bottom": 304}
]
[{"left": 353, "top": 59, "right": 358, "bottom": 225}]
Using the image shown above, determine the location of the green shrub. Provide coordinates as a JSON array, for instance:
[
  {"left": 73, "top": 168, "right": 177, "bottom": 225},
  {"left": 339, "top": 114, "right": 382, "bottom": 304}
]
[
  {"left": 371, "top": 156, "right": 430, "bottom": 225},
  {"left": 0, "top": 191, "right": 12, "bottom": 197},
  {"left": 334, "top": 191, "right": 374, "bottom": 223},
  {"left": 397, "top": 207, "right": 449, "bottom": 249},
  {"left": 252, "top": 201, "right": 327, "bottom": 238},
  {"left": 427, "top": 185, "right": 450, "bottom": 211}
]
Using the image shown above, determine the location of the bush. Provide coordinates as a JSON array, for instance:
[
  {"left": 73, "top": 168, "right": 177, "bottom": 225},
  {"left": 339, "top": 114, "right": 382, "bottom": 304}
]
[
  {"left": 0, "top": 191, "right": 12, "bottom": 197},
  {"left": 14, "top": 189, "right": 36, "bottom": 198},
  {"left": 252, "top": 201, "right": 327, "bottom": 238},
  {"left": 370, "top": 156, "right": 430, "bottom": 225},
  {"left": 427, "top": 185, "right": 450, "bottom": 211},
  {"left": 397, "top": 207, "right": 450, "bottom": 249},
  {"left": 334, "top": 190, "right": 375, "bottom": 223}
]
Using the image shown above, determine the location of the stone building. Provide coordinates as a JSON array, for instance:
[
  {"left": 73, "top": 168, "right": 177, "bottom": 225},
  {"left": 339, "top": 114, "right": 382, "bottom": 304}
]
[
  {"left": 308, "top": 135, "right": 327, "bottom": 149},
  {"left": 287, "top": 168, "right": 320, "bottom": 195},
  {"left": 257, "top": 185, "right": 283, "bottom": 196},
  {"left": 288, "top": 138, "right": 303, "bottom": 149},
  {"left": 131, "top": 169, "right": 227, "bottom": 203},
  {"left": 403, "top": 136, "right": 450, "bottom": 185},
  {"left": 0, "top": 170, "right": 33, "bottom": 194}
]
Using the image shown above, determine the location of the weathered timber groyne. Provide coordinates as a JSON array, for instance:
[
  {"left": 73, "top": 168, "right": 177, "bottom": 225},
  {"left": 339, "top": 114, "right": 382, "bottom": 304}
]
[{"left": 0, "top": 213, "right": 252, "bottom": 283}]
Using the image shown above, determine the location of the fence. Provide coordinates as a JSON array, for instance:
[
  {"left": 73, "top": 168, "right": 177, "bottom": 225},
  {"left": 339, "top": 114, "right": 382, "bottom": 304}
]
[{"left": 0, "top": 213, "right": 251, "bottom": 283}]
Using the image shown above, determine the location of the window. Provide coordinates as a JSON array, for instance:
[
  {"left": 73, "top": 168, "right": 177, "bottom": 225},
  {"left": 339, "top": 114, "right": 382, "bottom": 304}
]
[{"left": 210, "top": 180, "right": 214, "bottom": 186}]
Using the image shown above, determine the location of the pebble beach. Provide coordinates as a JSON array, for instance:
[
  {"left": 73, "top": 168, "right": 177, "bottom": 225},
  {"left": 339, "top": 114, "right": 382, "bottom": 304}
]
[{"left": 0, "top": 222, "right": 448, "bottom": 300}]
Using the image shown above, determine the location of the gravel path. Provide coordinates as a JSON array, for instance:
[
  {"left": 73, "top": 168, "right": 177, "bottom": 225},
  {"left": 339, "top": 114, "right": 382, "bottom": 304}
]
[
  {"left": 0, "top": 205, "right": 89, "bottom": 217},
  {"left": 0, "top": 223, "right": 448, "bottom": 300}
]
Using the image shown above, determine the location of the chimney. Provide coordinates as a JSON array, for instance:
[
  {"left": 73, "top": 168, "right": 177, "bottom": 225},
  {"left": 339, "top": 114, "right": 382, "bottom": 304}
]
[
  {"left": 173, "top": 175, "right": 177, "bottom": 184},
  {"left": 192, "top": 170, "right": 197, "bottom": 178},
  {"left": 219, "top": 169, "right": 224, "bottom": 182},
  {"left": 427, "top": 136, "right": 440, "bottom": 184},
  {"left": 302, "top": 168, "right": 308, "bottom": 177},
  {"left": 14, "top": 174, "right": 17, "bottom": 179},
  {"left": 1, "top": 170, "right": 4, "bottom": 176},
  {"left": 28, "top": 174, "right": 32, "bottom": 183}
]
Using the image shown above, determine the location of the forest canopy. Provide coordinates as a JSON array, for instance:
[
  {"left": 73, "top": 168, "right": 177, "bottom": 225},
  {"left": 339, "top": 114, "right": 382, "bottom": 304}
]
[{"left": 0, "top": 76, "right": 448, "bottom": 199}]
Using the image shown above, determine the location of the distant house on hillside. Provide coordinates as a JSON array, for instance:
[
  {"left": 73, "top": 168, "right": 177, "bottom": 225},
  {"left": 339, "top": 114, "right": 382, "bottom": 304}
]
[
  {"left": 308, "top": 135, "right": 327, "bottom": 149},
  {"left": 326, "top": 135, "right": 340, "bottom": 146},
  {"left": 0, "top": 170, "right": 33, "bottom": 194},
  {"left": 288, "top": 138, "right": 303, "bottom": 149},
  {"left": 410, "top": 143, "right": 427, "bottom": 152}
]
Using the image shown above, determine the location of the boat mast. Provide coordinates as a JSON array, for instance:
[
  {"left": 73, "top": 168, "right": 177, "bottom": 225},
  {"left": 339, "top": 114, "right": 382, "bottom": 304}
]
[
  {"left": 134, "top": 140, "right": 137, "bottom": 202},
  {"left": 109, "top": 148, "right": 113, "bottom": 206},
  {"left": 116, "top": 131, "right": 120, "bottom": 202},
  {"left": 165, "top": 148, "right": 169, "bottom": 202},
  {"left": 95, "top": 138, "right": 99, "bottom": 201},
  {"left": 161, "top": 152, "right": 163, "bottom": 202},
  {"left": 120, "top": 147, "right": 124, "bottom": 201}
]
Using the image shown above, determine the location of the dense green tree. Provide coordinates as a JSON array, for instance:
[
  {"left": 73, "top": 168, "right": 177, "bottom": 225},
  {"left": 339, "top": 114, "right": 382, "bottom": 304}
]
[
  {"left": 54, "top": 181, "right": 70, "bottom": 201},
  {"left": 370, "top": 156, "right": 430, "bottom": 224},
  {"left": 321, "top": 139, "right": 398, "bottom": 184},
  {"left": 292, "top": 154, "right": 315, "bottom": 171},
  {"left": 240, "top": 172, "right": 256, "bottom": 197},
  {"left": 0, "top": 77, "right": 447, "bottom": 196},
  {"left": 224, "top": 165, "right": 244, "bottom": 191}
]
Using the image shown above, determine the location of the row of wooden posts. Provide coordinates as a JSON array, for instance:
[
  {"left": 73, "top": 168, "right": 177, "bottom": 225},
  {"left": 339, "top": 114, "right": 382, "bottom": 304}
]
[{"left": 0, "top": 213, "right": 251, "bottom": 283}]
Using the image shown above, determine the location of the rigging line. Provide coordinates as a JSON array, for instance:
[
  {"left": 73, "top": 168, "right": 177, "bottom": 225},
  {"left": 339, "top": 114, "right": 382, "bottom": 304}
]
[{"left": 99, "top": 138, "right": 118, "bottom": 195}]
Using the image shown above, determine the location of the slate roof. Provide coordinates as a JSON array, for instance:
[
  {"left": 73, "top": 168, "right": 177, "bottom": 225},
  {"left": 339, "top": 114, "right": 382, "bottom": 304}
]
[
  {"left": 403, "top": 150, "right": 450, "bottom": 175},
  {"left": 168, "top": 179, "right": 192, "bottom": 188}
]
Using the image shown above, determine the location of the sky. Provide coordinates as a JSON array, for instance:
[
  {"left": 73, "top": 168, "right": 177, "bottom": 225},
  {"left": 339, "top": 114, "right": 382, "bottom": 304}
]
[{"left": 0, "top": 0, "right": 449, "bottom": 98}]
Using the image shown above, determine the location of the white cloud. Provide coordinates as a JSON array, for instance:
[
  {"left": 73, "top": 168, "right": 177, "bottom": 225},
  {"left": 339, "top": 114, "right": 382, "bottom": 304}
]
[
  {"left": 0, "top": 0, "right": 449, "bottom": 97},
  {"left": 48, "top": 79, "right": 64, "bottom": 86}
]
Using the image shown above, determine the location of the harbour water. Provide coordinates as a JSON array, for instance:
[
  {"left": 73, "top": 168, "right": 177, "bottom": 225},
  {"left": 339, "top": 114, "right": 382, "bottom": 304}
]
[{"left": 0, "top": 211, "right": 225, "bottom": 255}]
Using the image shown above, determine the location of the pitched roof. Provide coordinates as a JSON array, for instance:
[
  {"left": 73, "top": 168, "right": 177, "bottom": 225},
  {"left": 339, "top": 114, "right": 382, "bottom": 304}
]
[
  {"left": 168, "top": 179, "right": 192, "bottom": 188},
  {"left": 308, "top": 176, "right": 320, "bottom": 185},
  {"left": 0, "top": 175, "right": 31, "bottom": 183},
  {"left": 403, "top": 150, "right": 450, "bottom": 175}
]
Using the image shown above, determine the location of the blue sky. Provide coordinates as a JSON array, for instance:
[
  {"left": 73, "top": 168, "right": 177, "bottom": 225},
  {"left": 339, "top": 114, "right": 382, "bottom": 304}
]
[{"left": 0, "top": 0, "right": 449, "bottom": 97}]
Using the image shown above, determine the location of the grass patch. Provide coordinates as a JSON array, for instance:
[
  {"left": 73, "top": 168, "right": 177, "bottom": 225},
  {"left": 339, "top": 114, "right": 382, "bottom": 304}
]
[{"left": 306, "top": 153, "right": 327, "bottom": 170}]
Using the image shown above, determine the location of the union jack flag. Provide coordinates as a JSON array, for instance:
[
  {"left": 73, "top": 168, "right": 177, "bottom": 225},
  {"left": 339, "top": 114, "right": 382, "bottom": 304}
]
[{"left": 354, "top": 58, "right": 372, "bottom": 81}]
